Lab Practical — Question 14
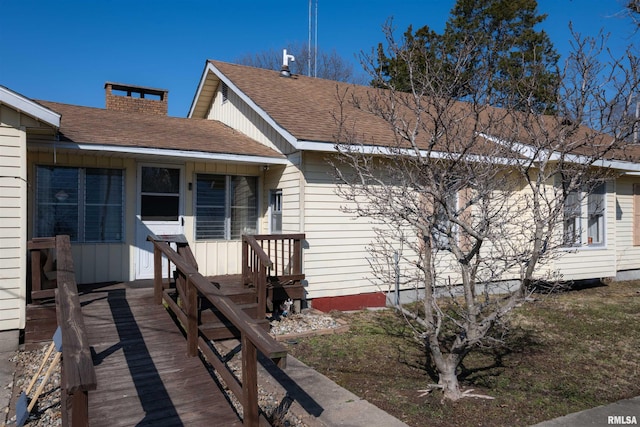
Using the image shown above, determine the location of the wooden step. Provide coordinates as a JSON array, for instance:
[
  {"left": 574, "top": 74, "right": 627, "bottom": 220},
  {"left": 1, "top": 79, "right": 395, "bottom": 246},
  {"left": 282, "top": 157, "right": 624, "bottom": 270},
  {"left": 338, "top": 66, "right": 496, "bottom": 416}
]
[
  {"left": 201, "top": 289, "right": 257, "bottom": 307},
  {"left": 199, "top": 318, "right": 270, "bottom": 341},
  {"left": 201, "top": 303, "right": 259, "bottom": 323}
]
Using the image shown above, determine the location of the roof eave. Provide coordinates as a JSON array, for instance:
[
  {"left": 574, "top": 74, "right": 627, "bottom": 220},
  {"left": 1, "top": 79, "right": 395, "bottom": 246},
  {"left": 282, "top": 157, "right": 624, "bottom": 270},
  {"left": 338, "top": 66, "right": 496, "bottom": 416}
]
[
  {"left": 28, "top": 141, "right": 289, "bottom": 165},
  {"left": 0, "top": 86, "right": 61, "bottom": 128},
  {"left": 192, "top": 62, "right": 302, "bottom": 150}
]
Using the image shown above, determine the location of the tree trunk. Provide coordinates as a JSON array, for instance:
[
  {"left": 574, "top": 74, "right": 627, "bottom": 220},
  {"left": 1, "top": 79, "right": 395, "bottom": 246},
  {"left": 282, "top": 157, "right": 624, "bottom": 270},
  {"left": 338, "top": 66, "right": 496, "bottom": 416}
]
[{"left": 437, "top": 355, "right": 463, "bottom": 400}]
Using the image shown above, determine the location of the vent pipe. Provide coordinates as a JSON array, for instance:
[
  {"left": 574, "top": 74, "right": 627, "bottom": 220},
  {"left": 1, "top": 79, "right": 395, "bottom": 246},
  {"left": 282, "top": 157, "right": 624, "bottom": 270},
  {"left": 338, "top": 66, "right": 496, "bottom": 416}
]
[{"left": 280, "top": 49, "right": 295, "bottom": 77}]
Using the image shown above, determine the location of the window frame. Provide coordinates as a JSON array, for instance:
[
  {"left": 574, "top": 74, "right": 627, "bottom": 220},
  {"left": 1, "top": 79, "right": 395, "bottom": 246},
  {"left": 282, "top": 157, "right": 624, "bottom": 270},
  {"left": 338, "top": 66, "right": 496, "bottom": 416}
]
[
  {"left": 194, "top": 174, "right": 259, "bottom": 241},
  {"left": 269, "top": 189, "right": 283, "bottom": 234},
  {"left": 562, "top": 182, "right": 607, "bottom": 248},
  {"left": 34, "top": 165, "right": 125, "bottom": 243}
]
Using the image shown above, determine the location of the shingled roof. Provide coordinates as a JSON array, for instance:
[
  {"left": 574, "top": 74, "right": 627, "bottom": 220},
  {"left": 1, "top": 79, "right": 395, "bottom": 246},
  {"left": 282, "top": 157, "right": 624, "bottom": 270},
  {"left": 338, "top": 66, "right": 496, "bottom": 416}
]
[
  {"left": 203, "top": 60, "right": 397, "bottom": 145},
  {"left": 194, "top": 60, "right": 639, "bottom": 165},
  {"left": 37, "top": 100, "right": 285, "bottom": 160}
]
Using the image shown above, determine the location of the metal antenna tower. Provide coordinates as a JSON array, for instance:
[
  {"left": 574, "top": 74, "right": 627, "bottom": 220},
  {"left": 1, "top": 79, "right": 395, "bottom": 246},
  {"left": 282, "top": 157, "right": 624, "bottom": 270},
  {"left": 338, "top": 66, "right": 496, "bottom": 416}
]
[{"left": 308, "top": 0, "right": 318, "bottom": 77}]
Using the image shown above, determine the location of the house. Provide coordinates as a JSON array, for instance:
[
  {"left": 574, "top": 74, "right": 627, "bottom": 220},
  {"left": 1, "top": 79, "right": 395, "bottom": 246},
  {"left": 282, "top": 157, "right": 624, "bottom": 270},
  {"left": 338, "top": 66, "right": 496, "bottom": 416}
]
[
  {"left": 0, "top": 86, "right": 60, "bottom": 347},
  {"left": 2, "top": 60, "right": 640, "bottom": 347}
]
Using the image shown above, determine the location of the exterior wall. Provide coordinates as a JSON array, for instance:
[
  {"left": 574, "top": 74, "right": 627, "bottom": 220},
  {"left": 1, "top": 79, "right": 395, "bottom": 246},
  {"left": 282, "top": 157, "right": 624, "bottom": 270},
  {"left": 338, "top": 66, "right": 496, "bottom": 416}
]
[
  {"left": 0, "top": 107, "right": 28, "bottom": 330},
  {"left": 302, "top": 152, "right": 392, "bottom": 299},
  {"left": 28, "top": 150, "right": 272, "bottom": 282},
  {"left": 300, "top": 154, "right": 623, "bottom": 305},
  {"left": 186, "top": 161, "right": 263, "bottom": 277},
  {"left": 27, "top": 150, "right": 134, "bottom": 285},
  {"left": 262, "top": 152, "right": 303, "bottom": 234},
  {"left": 614, "top": 176, "right": 640, "bottom": 273},
  {"left": 551, "top": 180, "right": 618, "bottom": 280},
  {"left": 207, "top": 84, "right": 294, "bottom": 155}
]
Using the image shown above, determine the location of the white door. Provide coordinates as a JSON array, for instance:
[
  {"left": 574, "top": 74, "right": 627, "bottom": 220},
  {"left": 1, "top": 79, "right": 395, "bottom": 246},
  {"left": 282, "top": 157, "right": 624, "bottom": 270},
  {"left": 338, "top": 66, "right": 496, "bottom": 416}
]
[{"left": 135, "top": 164, "right": 184, "bottom": 279}]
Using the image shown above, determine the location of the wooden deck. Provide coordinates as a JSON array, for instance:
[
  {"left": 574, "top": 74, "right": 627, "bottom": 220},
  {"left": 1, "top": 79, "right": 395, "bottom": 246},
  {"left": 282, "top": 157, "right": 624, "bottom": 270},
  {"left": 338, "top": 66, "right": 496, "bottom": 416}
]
[{"left": 79, "top": 281, "right": 243, "bottom": 426}]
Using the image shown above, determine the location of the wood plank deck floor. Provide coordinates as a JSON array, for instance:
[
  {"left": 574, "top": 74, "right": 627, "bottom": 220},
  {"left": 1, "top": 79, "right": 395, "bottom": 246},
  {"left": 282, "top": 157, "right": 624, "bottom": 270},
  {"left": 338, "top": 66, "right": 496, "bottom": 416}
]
[{"left": 79, "top": 282, "right": 243, "bottom": 426}]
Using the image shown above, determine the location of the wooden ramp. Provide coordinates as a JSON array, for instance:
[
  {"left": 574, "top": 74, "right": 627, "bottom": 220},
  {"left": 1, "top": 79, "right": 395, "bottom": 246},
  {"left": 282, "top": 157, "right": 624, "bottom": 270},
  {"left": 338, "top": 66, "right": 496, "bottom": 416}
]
[{"left": 79, "top": 282, "right": 242, "bottom": 426}]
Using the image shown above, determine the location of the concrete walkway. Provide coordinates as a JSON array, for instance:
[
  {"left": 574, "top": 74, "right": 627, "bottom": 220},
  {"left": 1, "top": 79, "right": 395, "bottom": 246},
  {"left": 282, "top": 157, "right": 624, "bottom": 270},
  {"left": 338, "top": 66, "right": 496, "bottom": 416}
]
[
  {"left": 531, "top": 396, "right": 640, "bottom": 427},
  {"left": 259, "top": 355, "right": 410, "bottom": 427}
]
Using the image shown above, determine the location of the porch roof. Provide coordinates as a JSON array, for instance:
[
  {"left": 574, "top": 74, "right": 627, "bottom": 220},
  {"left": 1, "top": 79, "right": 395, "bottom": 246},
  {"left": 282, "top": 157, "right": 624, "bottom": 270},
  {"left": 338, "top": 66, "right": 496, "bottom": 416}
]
[{"left": 36, "top": 100, "right": 286, "bottom": 161}]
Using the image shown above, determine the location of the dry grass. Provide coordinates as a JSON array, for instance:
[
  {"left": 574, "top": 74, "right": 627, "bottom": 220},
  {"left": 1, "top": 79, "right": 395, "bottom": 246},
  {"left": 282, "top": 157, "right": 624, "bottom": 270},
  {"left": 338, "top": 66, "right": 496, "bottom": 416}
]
[{"left": 287, "top": 280, "right": 640, "bottom": 427}]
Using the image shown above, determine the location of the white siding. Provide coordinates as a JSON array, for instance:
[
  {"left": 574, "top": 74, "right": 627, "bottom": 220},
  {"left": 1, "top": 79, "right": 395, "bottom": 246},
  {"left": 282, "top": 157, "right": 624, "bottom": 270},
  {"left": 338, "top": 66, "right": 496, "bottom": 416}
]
[
  {"left": 0, "top": 117, "right": 27, "bottom": 330},
  {"left": 207, "top": 84, "right": 294, "bottom": 155},
  {"left": 187, "top": 161, "right": 265, "bottom": 276},
  {"left": 553, "top": 180, "right": 618, "bottom": 280},
  {"left": 302, "top": 153, "right": 386, "bottom": 299},
  {"left": 263, "top": 153, "right": 302, "bottom": 233},
  {"left": 28, "top": 151, "right": 133, "bottom": 284},
  {"left": 28, "top": 150, "right": 278, "bottom": 282},
  {"left": 614, "top": 176, "right": 640, "bottom": 272}
]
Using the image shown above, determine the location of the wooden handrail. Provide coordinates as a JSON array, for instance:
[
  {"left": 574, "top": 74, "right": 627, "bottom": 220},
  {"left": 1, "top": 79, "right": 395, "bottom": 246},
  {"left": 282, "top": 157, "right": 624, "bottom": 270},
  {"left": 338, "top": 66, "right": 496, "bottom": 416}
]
[
  {"left": 53, "top": 235, "right": 97, "bottom": 427},
  {"left": 148, "top": 234, "right": 287, "bottom": 427},
  {"left": 243, "top": 235, "right": 274, "bottom": 268},
  {"left": 243, "top": 234, "right": 304, "bottom": 280}
]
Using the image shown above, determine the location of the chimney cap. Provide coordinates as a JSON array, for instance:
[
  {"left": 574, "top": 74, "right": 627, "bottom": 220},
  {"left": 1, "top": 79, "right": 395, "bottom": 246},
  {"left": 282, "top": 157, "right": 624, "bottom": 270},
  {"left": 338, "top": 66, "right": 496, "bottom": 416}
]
[{"left": 105, "top": 82, "right": 168, "bottom": 97}]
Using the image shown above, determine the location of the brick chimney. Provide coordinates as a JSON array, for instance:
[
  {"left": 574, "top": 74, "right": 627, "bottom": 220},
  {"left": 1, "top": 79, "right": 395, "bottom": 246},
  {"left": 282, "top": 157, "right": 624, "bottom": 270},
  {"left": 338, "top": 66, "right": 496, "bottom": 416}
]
[{"left": 104, "top": 82, "right": 168, "bottom": 115}]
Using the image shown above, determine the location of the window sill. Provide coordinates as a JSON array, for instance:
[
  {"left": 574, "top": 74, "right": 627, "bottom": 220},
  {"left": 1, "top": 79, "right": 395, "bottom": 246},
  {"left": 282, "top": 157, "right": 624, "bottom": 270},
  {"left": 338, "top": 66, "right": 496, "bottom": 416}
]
[{"left": 560, "top": 244, "right": 607, "bottom": 251}]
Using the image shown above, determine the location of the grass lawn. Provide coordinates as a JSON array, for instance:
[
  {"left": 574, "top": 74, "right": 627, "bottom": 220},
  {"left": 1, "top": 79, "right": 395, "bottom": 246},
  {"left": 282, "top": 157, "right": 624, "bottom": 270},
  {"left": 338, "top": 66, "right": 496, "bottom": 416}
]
[{"left": 287, "top": 280, "right": 640, "bottom": 427}]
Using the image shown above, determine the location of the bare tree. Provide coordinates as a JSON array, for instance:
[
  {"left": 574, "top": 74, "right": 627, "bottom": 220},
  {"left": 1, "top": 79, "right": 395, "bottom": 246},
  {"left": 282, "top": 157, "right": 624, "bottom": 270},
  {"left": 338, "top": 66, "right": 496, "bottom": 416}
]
[
  {"left": 330, "top": 22, "right": 639, "bottom": 401},
  {"left": 236, "top": 42, "right": 358, "bottom": 83}
]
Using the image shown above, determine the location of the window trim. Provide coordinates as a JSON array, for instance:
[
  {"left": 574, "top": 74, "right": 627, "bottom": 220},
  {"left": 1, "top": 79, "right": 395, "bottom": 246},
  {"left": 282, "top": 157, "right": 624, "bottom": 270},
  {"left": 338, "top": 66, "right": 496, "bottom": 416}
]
[
  {"left": 34, "top": 165, "right": 125, "bottom": 243},
  {"left": 562, "top": 182, "right": 607, "bottom": 249},
  {"left": 194, "top": 173, "right": 259, "bottom": 241},
  {"left": 269, "top": 189, "right": 283, "bottom": 234}
]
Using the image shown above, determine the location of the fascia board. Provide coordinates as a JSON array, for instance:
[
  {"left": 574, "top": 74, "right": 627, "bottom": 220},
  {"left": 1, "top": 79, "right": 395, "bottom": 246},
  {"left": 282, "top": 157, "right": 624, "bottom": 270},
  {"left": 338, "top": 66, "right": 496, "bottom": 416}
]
[
  {"left": 187, "top": 62, "right": 211, "bottom": 118},
  {"left": 479, "top": 132, "right": 640, "bottom": 172},
  {"left": 28, "top": 141, "right": 290, "bottom": 165},
  {"left": 201, "top": 62, "right": 301, "bottom": 149},
  {"left": 0, "top": 86, "right": 61, "bottom": 128}
]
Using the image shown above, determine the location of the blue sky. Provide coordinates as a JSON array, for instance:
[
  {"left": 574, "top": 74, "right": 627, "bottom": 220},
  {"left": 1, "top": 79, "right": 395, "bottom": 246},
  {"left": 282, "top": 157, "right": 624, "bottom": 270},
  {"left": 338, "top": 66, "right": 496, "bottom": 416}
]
[{"left": 0, "top": 0, "right": 637, "bottom": 117}]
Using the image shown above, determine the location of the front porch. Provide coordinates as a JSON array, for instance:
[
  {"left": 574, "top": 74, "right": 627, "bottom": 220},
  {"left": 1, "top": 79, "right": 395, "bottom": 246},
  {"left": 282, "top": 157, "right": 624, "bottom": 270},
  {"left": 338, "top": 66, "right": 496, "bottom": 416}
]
[
  {"left": 24, "top": 233, "right": 306, "bottom": 346},
  {"left": 18, "top": 233, "right": 306, "bottom": 426}
]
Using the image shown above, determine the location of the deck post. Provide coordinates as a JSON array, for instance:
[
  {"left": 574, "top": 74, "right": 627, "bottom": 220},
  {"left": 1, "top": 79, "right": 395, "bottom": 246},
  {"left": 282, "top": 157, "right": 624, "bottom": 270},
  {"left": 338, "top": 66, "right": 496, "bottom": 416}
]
[
  {"left": 242, "top": 238, "right": 249, "bottom": 285},
  {"left": 71, "top": 390, "right": 89, "bottom": 426},
  {"left": 186, "top": 275, "right": 198, "bottom": 357},
  {"left": 293, "top": 237, "right": 302, "bottom": 275},
  {"left": 241, "top": 334, "right": 259, "bottom": 427},
  {"left": 153, "top": 245, "right": 163, "bottom": 305},
  {"left": 257, "top": 263, "right": 267, "bottom": 320}
]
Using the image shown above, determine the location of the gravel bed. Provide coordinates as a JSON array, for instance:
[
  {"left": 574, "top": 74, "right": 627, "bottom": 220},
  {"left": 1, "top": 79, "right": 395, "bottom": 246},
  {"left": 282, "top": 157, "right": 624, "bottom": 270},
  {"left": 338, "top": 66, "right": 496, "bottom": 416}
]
[
  {"left": 207, "top": 346, "right": 309, "bottom": 427},
  {"left": 269, "top": 311, "right": 342, "bottom": 339},
  {"left": 6, "top": 344, "right": 61, "bottom": 426}
]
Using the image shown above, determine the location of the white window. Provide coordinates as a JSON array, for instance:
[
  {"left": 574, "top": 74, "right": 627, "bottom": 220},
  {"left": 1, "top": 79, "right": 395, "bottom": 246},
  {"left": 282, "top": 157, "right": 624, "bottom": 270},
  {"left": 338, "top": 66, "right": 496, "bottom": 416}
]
[
  {"left": 35, "top": 166, "right": 124, "bottom": 242},
  {"left": 269, "top": 189, "right": 283, "bottom": 234},
  {"left": 195, "top": 174, "right": 258, "bottom": 240},
  {"left": 563, "top": 182, "right": 606, "bottom": 247}
]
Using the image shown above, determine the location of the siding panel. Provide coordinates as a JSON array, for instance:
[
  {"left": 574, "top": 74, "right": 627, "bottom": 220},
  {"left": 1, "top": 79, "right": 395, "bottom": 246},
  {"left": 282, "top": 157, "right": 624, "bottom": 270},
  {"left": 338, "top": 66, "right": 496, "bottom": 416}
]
[{"left": 0, "top": 125, "right": 25, "bottom": 330}]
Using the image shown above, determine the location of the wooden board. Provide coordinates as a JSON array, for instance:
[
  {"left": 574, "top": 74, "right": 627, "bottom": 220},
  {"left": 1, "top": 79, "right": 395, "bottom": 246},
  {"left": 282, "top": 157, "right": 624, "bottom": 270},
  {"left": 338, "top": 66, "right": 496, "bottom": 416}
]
[{"left": 80, "top": 283, "right": 243, "bottom": 426}]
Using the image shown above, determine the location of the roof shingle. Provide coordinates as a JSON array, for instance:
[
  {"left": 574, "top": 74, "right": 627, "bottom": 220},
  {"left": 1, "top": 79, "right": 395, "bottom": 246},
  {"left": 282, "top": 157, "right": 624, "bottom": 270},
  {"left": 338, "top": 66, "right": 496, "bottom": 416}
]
[{"left": 37, "top": 100, "right": 285, "bottom": 159}]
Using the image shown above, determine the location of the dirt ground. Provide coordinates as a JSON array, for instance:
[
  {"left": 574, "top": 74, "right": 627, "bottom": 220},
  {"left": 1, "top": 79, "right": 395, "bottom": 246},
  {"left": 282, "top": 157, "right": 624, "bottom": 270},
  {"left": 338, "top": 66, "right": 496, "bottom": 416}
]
[{"left": 287, "top": 281, "right": 640, "bottom": 427}]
